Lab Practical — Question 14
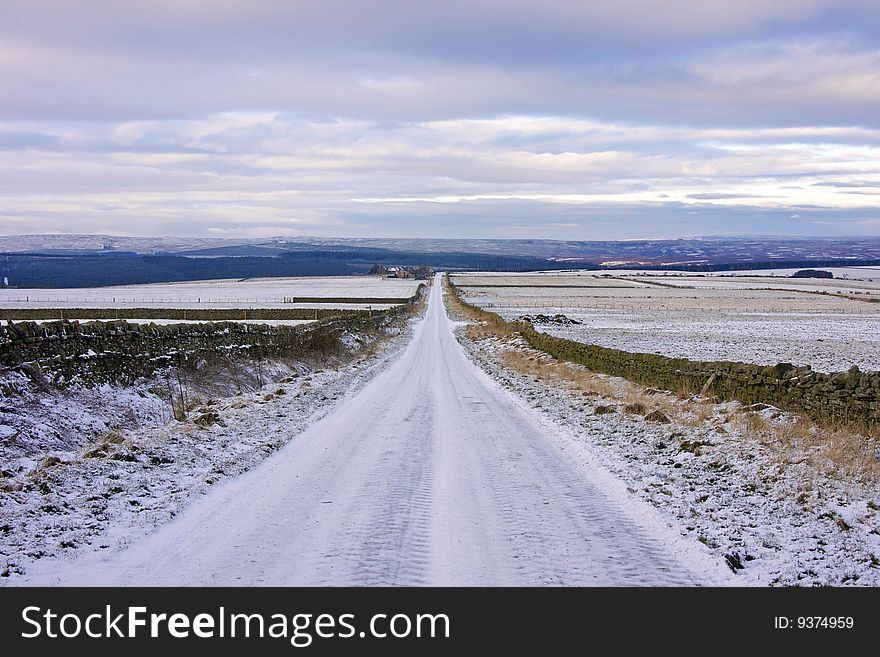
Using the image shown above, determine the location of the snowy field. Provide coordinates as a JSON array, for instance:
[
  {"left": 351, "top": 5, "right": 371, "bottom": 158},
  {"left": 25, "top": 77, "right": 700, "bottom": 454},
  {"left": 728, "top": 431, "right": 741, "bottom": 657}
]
[
  {"left": 460, "top": 266, "right": 880, "bottom": 280},
  {"left": 458, "top": 275, "right": 647, "bottom": 288},
  {"left": 633, "top": 275, "right": 880, "bottom": 296},
  {"left": 452, "top": 272, "right": 880, "bottom": 373},
  {"left": 0, "top": 276, "right": 420, "bottom": 310},
  {"left": 522, "top": 310, "right": 880, "bottom": 373}
]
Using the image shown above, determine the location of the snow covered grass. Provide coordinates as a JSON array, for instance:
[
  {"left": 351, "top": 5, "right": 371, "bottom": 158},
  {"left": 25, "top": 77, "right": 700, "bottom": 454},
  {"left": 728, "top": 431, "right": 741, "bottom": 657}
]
[
  {"left": 458, "top": 280, "right": 874, "bottom": 313},
  {"left": 0, "top": 302, "right": 423, "bottom": 583},
  {"left": 643, "top": 276, "right": 880, "bottom": 294},
  {"left": 738, "top": 412, "right": 880, "bottom": 487},
  {"left": 456, "top": 275, "right": 646, "bottom": 288}
]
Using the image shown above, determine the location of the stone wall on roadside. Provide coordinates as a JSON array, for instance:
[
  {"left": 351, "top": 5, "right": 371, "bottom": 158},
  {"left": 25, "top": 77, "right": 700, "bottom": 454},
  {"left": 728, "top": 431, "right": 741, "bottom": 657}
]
[
  {"left": 520, "top": 326, "right": 880, "bottom": 424},
  {"left": 0, "top": 284, "right": 426, "bottom": 386}
]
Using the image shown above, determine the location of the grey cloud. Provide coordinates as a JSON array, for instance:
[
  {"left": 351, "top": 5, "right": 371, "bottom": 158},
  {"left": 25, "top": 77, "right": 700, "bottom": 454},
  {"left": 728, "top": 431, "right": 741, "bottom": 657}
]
[
  {"left": 687, "top": 193, "right": 772, "bottom": 200},
  {"left": 812, "top": 180, "right": 880, "bottom": 188},
  {"left": 1, "top": 1, "right": 879, "bottom": 239},
  {"left": 0, "top": 129, "right": 60, "bottom": 150},
  {"left": 1, "top": 2, "right": 880, "bottom": 127}
]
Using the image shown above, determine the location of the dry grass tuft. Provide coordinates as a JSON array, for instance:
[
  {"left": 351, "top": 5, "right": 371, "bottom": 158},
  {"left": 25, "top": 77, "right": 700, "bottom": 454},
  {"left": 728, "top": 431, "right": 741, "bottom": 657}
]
[
  {"left": 734, "top": 407, "right": 880, "bottom": 484},
  {"left": 675, "top": 379, "right": 696, "bottom": 400},
  {"left": 81, "top": 430, "right": 127, "bottom": 459},
  {"left": 500, "top": 350, "right": 614, "bottom": 398},
  {"left": 676, "top": 402, "right": 717, "bottom": 427},
  {"left": 623, "top": 401, "right": 647, "bottom": 415},
  {"left": 737, "top": 411, "right": 770, "bottom": 439},
  {"left": 645, "top": 409, "right": 671, "bottom": 424},
  {"left": 465, "top": 321, "right": 518, "bottom": 341},
  {"left": 777, "top": 415, "right": 880, "bottom": 483}
]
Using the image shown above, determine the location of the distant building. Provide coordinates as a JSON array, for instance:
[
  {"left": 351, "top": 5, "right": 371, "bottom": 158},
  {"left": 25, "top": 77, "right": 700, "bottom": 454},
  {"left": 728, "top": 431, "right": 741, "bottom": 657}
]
[{"left": 385, "top": 267, "right": 412, "bottom": 278}]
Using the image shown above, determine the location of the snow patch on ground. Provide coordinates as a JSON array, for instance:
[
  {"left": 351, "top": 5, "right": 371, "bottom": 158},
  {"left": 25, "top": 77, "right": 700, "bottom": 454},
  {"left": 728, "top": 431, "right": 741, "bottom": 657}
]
[{"left": 0, "top": 371, "right": 170, "bottom": 458}]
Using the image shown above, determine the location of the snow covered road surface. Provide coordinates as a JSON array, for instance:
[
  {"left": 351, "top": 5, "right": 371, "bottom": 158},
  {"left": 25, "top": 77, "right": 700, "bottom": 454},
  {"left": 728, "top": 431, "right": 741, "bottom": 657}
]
[{"left": 25, "top": 274, "right": 723, "bottom": 586}]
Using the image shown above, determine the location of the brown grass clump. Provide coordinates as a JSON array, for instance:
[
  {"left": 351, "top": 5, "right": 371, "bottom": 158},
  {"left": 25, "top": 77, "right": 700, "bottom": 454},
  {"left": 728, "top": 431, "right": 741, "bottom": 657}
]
[
  {"left": 775, "top": 415, "right": 814, "bottom": 447},
  {"left": 737, "top": 411, "right": 770, "bottom": 440},
  {"left": 24, "top": 454, "right": 68, "bottom": 485},
  {"left": 676, "top": 402, "right": 716, "bottom": 428},
  {"left": 81, "top": 430, "right": 126, "bottom": 459},
  {"left": 734, "top": 407, "right": 880, "bottom": 484},
  {"left": 500, "top": 350, "right": 614, "bottom": 398},
  {"left": 465, "top": 321, "right": 518, "bottom": 341},
  {"left": 193, "top": 411, "right": 223, "bottom": 428},
  {"left": 774, "top": 415, "right": 880, "bottom": 483},
  {"left": 675, "top": 379, "right": 696, "bottom": 400},
  {"left": 623, "top": 401, "right": 647, "bottom": 415},
  {"left": 0, "top": 479, "right": 23, "bottom": 492},
  {"left": 645, "top": 409, "right": 671, "bottom": 424}
]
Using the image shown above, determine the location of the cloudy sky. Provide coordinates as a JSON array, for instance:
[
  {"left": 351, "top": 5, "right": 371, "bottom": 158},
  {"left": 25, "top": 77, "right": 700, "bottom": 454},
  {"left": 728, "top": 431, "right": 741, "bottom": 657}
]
[{"left": 2, "top": 0, "right": 880, "bottom": 240}]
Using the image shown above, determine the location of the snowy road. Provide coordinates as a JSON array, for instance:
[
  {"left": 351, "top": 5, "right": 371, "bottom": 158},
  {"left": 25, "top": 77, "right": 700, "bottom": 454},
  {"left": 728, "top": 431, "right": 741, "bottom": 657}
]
[{"left": 32, "top": 274, "right": 718, "bottom": 586}]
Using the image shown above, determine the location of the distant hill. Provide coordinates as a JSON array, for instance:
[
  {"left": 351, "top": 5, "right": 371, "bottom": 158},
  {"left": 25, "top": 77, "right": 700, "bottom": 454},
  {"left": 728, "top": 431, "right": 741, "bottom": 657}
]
[
  {"left": 3, "top": 233, "right": 879, "bottom": 264},
  {"left": 1, "top": 234, "right": 879, "bottom": 287}
]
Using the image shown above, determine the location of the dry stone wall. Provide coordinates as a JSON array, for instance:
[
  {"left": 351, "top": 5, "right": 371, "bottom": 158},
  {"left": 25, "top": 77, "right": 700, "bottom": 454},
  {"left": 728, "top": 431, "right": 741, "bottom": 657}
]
[
  {"left": 1, "top": 285, "right": 425, "bottom": 386},
  {"left": 447, "top": 277, "right": 879, "bottom": 424}
]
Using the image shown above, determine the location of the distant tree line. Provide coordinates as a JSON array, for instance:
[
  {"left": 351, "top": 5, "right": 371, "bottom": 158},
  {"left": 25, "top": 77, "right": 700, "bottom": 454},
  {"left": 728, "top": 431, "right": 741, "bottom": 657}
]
[
  {"left": 0, "top": 250, "right": 596, "bottom": 288},
  {"left": 791, "top": 269, "right": 833, "bottom": 279},
  {"left": 0, "top": 254, "right": 365, "bottom": 288}
]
